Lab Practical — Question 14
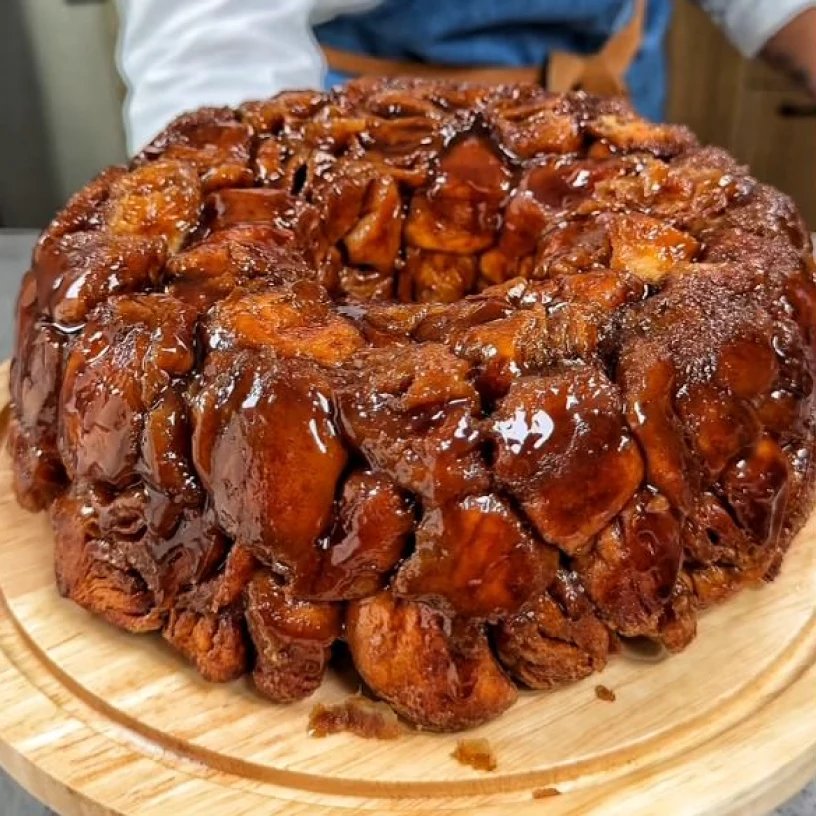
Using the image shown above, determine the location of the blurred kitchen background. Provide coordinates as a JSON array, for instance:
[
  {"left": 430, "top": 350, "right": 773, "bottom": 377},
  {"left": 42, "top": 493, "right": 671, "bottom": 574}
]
[
  {"left": 0, "top": 0, "right": 126, "bottom": 228},
  {"left": 0, "top": 0, "right": 815, "bottom": 230}
]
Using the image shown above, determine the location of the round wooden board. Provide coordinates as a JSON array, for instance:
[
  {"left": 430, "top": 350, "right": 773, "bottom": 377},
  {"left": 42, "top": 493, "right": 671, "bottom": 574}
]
[{"left": 0, "top": 360, "right": 815, "bottom": 816}]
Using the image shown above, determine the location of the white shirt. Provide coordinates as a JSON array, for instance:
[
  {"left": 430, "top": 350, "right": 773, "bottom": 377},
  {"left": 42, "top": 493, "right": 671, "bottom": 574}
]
[{"left": 115, "top": 0, "right": 816, "bottom": 154}]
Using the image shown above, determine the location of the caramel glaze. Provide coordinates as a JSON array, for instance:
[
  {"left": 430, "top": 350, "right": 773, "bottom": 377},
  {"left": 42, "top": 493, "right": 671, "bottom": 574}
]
[{"left": 9, "top": 78, "right": 816, "bottom": 731}]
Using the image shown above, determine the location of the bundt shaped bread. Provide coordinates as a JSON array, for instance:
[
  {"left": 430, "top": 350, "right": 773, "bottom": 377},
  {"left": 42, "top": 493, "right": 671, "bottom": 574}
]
[{"left": 9, "top": 78, "right": 816, "bottom": 730}]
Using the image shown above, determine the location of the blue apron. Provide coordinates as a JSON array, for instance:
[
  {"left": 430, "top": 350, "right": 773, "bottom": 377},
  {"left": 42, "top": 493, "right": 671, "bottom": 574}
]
[{"left": 315, "top": 0, "right": 672, "bottom": 122}]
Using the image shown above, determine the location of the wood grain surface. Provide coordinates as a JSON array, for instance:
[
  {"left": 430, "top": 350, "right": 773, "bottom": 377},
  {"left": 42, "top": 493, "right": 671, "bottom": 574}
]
[{"left": 0, "top": 358, "right": 815, "bottom": 816}]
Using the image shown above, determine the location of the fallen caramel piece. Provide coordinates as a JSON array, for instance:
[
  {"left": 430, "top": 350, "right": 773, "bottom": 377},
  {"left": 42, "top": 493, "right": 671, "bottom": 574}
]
[
  {"left": 308, "top": 695, "right": 402, "bottom": 740},
  {"left": 532, "top": 787, "right": 562, "bottom": 799},
  {"left": 451, "top": 738, "right": 497, "bottom": 772},
  {"left": 595, "top": 684, "right": 617, "bottom": 702}
]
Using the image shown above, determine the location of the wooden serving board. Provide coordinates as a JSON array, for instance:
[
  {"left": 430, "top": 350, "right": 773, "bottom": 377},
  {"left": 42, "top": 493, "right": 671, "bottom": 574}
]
[{"left": 0, "top": 359, "right": 815, "bottom": 816}]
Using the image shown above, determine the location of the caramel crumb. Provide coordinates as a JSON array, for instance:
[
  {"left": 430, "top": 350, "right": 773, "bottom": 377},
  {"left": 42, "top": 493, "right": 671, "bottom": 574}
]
[
  {"left": 452, "top": 738, "right": 497, "bottom": 772},
  {"left": 532, "top": 787, "right": 561, "bottom": 798},
  {"left": 309, "top": 695, "right": 402, "bottom": 739},
  {"left": 595, "top": 684, "right": 616, "bottom": 702}
]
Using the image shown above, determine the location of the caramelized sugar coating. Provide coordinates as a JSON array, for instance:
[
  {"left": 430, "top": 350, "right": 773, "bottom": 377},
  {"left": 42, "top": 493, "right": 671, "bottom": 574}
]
[
  {"left": 163, "top": 583, "right": 248, "bottom": 683},
  {"left": 9, "top": 78, "right": 816, "bottom": 731},
  {"left": 490, "top": 367, "right": 644, "bottom": 554},
  {"left": 202, "top": 280, "right": 364, "bottom": 364},
  {"left": 393, "top": 493, "right": 559, "bottom": 619},
  {"left": 191, "top": 351, "right": 348, "bottom": 586},
  {"left": 134, "top": 106, "right": 254, "bottom": 192},
  {"left": 575, "top": 490, "right": 683, "bottom": 637},
  {"left": 299, "top": 470, "right": 413, "bottom": 601},
  {"left": 60, "top": 294, "right": 198, "bottom": 495},
  {"left": 495, "top": 569, "right": 611, "bottom": 689},
  {"left": 347, "top": 592, "right": 517, "bottom": 731},
  {"left": 334, "top": 343, "right": 491, "bottom": 503},
  {"left": 245, "top": 570, "right": 342, "bottom": 702},
  {"left": 52, "top": 486, "right": 225, "bottom": 633}
]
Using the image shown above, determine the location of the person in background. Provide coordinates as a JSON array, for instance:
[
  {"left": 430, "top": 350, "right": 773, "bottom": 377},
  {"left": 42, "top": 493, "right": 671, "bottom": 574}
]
[{"left": 115, "top": 0, "right": 816, "bottom": 155}]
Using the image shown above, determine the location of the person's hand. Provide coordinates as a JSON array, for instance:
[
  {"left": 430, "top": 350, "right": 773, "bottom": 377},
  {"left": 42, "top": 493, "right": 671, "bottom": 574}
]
[{"left": 761, "top": 7, "right": 816, "bottom": 98}]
